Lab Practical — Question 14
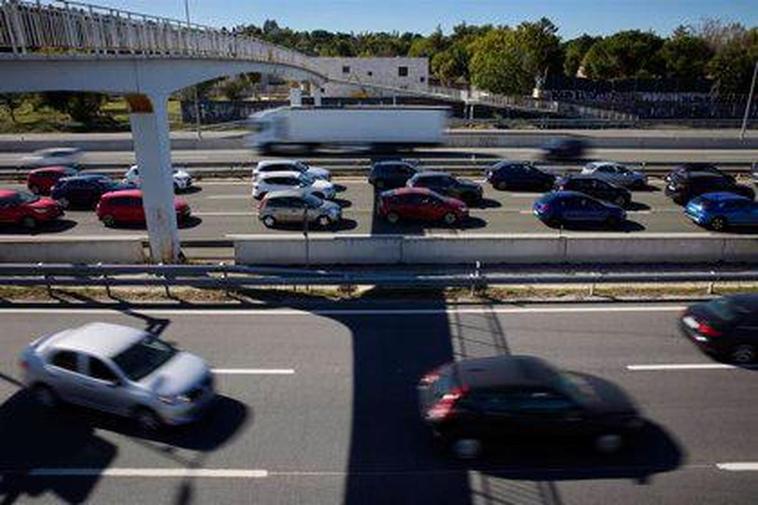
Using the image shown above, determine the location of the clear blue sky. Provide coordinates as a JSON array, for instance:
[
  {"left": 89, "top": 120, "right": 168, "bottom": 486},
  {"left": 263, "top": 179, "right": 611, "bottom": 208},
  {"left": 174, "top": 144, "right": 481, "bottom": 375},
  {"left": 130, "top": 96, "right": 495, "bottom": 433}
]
[{"left": 69, "top": 0, "right": 757, "bottom": 38}]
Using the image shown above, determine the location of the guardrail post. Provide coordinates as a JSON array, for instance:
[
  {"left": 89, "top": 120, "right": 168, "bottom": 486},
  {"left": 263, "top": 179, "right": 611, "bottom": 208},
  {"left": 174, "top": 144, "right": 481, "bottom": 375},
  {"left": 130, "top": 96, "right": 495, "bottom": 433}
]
[
  {"left": 39, "top": 262, "right": 52, "bottom": 297},
  {"left": 708, "top": 270, "right": 716, "bottom": 295},
  {"left": 97, "top": 262, "right": 112, "bottom": 298},
  {"left": 220, "top": 262, "right": 230, "bottom": 298}
]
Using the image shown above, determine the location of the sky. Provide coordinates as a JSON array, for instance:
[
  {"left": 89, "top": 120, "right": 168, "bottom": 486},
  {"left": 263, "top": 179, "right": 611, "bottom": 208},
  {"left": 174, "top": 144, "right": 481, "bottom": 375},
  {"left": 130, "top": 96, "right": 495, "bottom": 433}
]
[{"left": 69, "top": 0, "right": 757, "bottom": 38}]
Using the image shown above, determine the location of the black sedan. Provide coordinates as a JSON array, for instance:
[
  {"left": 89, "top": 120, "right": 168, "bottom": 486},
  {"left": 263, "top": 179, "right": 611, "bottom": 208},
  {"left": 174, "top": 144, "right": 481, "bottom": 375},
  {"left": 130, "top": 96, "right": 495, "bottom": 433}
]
[
  {"left": 418, "top": 355, "right": 644, "bottom": 459},
  {"left": 541, "top": 137, "right": 587, "bottom": 161},
  {"left": 50, "top": 174, "right": 135, "bottom": 209},
  {"left": 554, "top": 175, "right": 632, "bottom": 207},
  {"left": 680, "top": 294, "right": 758, "bottom": 363},
  {"left": 407, "top": 171, "right": 483, "bottom": 204},
  {"left": 486, "top": 161, "right": 555, "bottom": 191}
]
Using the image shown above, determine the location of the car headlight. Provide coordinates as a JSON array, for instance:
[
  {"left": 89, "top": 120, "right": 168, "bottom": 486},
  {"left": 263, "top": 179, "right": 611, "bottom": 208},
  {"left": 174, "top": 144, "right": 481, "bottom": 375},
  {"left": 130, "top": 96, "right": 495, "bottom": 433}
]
[{"left": 159, "top": 393, "right": 191, "bottom": 405}]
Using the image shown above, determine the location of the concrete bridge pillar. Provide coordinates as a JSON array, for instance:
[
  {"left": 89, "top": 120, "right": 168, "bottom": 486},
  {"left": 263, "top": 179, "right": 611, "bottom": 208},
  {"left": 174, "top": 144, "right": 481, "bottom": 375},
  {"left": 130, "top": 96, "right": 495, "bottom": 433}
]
[{"left": 125, "top": 93, "right": 181, "bottom": 263}]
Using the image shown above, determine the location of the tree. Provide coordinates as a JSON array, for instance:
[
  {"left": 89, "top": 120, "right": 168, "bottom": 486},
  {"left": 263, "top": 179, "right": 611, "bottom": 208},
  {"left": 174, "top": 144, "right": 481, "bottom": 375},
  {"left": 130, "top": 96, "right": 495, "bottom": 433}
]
[
  {"left": 582, "top": 30, "right": 664, "bottom": 79},
  {"left": 408, "top": 26, "right": 448, "bottom": 58},
  {"left": 707, "top": 29, "right": 758, "bottom": 94},
  {"left": 431, "top": 42, "right": 471, "bottom": 85},
  {"left": 659, "top": 32, "right": 713, "bottom": 81},
  {"left": 563, "top": 34, "right": 600, "bottom": 77},
  {"left": 514, "top": 18, "right": 562, "bottom": 83},
  {"left": 40, "top": 92, "right": 108, "bottom": 125},
  {"left": 696, "top": 18, "right": 748, "bottom": 52},
  {"left": 0, "top": 93, "right": 26, "bottom": 124}
]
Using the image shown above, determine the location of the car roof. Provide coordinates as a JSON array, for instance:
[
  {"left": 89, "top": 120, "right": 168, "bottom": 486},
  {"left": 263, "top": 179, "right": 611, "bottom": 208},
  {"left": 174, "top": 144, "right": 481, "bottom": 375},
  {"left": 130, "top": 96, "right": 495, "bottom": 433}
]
[
  {"left": 698, "top": 192, "right": 751, "bottom": 202},
  {"left": 564, "top": 174, "right": 608, "bottom": 182},
  {"left": 545, "top": 190, "right": 588, "bottom": 199},
  {"left": 265, "top": 189, "right": 307, "bottom": 199},
  {"left": 373, "top": 160, "right": 415, "bottom": 168},
  {"left": 258, "top": 170, "right": 302, "bottom": 180},
  {"left": 102, "top": 189, "right": 143, "bottom": 198},
  {"left": 257, "top": 159, "right": 300, "bottom": 167},
  {"left": 34, "top": 147, "right": 81, "bottom": 155},
  {"left": 384, "top": 187, "right": 434, "bottom": 197},
  {"left": 412, "top": 171, "right": 450, "bottom": 178},
  {"left": 454, "top": 355, "right": 561, "bottom": 390},
  {"left": 30, "top": 165, "right": 71, "bottom": 173},
  {"left": 62, "top": 173, "right": 108, "bottom": 181},
  {"left": 51, "top": 322, "right": 147, "bottom": 358}
]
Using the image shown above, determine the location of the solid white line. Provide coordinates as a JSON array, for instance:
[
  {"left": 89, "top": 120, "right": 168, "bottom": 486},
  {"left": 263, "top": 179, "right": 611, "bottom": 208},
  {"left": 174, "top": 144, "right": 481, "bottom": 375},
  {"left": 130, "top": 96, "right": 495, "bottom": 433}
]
[
  {"left": 212, "top": 368, "right": 295, "bottom": 375},
  {"left": 626, "top": 364, "right": 752, "bottom": 371},
  {"left": 27, "top": 468, "right": 268, "bottom": 478},
  {"left": 716, "top": 463, "right": 758, "bottom": 472},
  {"left": 0, "top": 305, "right": 686, "bottom": 317}
]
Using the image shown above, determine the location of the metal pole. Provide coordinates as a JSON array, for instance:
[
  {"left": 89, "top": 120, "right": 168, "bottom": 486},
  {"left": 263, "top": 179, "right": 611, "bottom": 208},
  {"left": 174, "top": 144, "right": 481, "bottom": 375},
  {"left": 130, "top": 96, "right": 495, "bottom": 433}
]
[
  {"left": 303, "top": 206, "right": 310, "bottom": 269},
  {"left": 184, "top": 0, "right": 202, "bottom": 139},
  {"left": 740, "top": 61, "right": 758, "bottom": 141}
]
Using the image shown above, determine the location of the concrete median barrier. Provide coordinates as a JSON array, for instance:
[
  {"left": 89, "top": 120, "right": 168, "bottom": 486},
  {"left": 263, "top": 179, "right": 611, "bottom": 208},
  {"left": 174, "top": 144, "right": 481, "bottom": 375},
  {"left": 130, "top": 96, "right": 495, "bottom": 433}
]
[
  {"left": 233, "top": 234, "right": 758, "bottom": 265},
  {"left": 0, "top": 236, "right": 146, "bottom": 264}
]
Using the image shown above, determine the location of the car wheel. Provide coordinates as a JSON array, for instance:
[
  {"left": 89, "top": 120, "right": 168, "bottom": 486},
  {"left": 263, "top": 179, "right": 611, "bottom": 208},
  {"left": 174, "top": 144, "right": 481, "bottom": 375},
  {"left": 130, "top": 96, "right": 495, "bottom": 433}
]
[
  {"left": 731, "top": 344, "right": 756, "bottom": 364},
  {"left": 318, "top": 215, "right": 330, "bottom": 228},
  {"left": 614, "top": 195, "right": 627, "bottom": 207},
  {"left": 386, "top": 212, "right": 400, "bottom": 224},
  {"left": 594, "top": 433, "right": 623, "bottom": 454},
  {"left": 102, "top": 215, "right": 116, "bottom": 228},
  {"left": 262, "top": 215, "right": 276, "bottom": 228},
  {"left": 21, "top": 216, "right": 37, "bottom": 230},
  {"left": 57, "top": 197, "right": 70, "bottom": 209},
  {"left": 443, "top": 212, "right": 458, "bottom": 225},
  {"left": 496, "top": 181, "right": 508, "bottom": 191},
  {"left": 710, "top": 216, "right": 727, "bottom": 231},
  {"left": 133, "top": 407, "right": 163, "bottom": 432},
  {"left": 451, "top": 438, "right": 482, "bottom": 459},
  {"left": 31, "top": 384, "right": 59, "bottom": 409}
]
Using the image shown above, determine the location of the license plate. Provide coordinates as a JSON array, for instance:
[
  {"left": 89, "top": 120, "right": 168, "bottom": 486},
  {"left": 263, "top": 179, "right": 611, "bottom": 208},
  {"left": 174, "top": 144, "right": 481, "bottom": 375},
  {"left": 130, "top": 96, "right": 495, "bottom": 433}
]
[{"left": 682, "top": 316, "right": 699, "bottom": 330}]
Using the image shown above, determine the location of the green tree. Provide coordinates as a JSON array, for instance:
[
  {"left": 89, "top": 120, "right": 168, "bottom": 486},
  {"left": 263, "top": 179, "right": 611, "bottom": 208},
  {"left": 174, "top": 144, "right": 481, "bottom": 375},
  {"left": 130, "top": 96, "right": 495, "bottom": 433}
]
[
  {"left": 563, "top": 34, "right": 600, "bottom": 77},
  {"left": 431, "top": 43, "right": 471, "bottom": 85},
  {"left": 408, "top": 26, "right": 448, "bottom": 58},
  {"left": 707, "top": 29, "right": 758, "bottom": 93},
  {"left": 659, "top": 32, "right": 713, "bottom": 81},
  {"left": 582, "top": 30, "right": 664, "bottom": 79},
  {"left": 0, "top": 93, "right": 27, "bottom": 124},
  {"left": 40, "top": 92, "right": 108, "bottom": 125}
]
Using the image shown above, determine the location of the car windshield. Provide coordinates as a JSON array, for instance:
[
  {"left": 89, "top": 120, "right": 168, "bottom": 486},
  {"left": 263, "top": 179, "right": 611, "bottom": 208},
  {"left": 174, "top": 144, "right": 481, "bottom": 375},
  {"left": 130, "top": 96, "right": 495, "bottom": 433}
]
[
  {"left": 304, "top": 194, "right": 323, "bottom": 208},
  {"left": 15, "top": 191, "right": 40, "bottom": 204},
  {"left": 112, "top": 335, "right": 178, "bottom": 381},
  {"left": 554, "top": 371, "right": 593, "bottom": 405},
  {"left": 702, "top": 298, "right": 751, "bottom": 322},
  {"left": 299, "top": 173, "right": 315, "bottom": 185}
]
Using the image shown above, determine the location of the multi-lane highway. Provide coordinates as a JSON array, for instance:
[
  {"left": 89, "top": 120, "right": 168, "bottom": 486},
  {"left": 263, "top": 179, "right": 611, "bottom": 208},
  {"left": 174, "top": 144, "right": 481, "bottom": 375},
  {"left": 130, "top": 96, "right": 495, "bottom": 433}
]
[{"left": 0, "top": 302, "right": 756, "bottom": 504}]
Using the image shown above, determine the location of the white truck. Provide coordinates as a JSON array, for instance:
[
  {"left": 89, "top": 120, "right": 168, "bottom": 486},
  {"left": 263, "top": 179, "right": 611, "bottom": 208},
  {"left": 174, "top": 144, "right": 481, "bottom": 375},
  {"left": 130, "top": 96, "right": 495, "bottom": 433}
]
[{"left": 245, "top": 106, "right": 449, "bottom": 153}]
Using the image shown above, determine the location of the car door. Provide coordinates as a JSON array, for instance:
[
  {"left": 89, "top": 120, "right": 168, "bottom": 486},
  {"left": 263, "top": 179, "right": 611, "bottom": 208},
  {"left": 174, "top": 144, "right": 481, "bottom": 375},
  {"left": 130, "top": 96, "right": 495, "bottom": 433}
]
[
  {"left": 592, "top": 179, "right": 613, "bottom": 201},
  {"left": 733, "top": 311, "right": 758, "bottom": 347},
  {"left": 128, "top": 196, "right": 146, "bottom": 222},
  {"left": 286, "top": 197, "right": 307, "bottom": 224},
  {"left": 729, "top": 200, "right": 752, "bottom": 225},
  {"left": 583, "top": 197, "right": 608, "bottom": 222},
  {"left": 80, "top": 355, "right": 126, "bottom": 414},
  {"left": 470, "top": 390, "right": 519, "bottom": 440},
  {"left": 44, "top": 349, "right": 88, "bottom": 405},
  {"left": 509, "top": 389, "right": 585, "bottom": 438},
  {"left": 559, "top": 196, "right": 582, "bottom": 221}
]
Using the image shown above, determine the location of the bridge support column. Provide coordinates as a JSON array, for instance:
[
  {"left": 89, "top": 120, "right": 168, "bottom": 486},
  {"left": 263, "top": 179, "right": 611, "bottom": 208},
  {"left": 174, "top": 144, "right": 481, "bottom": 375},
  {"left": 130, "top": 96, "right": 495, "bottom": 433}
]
[{"left": 126, "top": 93, "right": 181, "bottom": 264}]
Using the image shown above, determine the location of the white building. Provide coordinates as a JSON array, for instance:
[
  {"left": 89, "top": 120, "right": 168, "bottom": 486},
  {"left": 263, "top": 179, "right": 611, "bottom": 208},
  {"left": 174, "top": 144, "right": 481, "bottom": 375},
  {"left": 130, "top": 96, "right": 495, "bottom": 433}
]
[{"left": 316, "top": 57, "right": 429, "bottom": 97}]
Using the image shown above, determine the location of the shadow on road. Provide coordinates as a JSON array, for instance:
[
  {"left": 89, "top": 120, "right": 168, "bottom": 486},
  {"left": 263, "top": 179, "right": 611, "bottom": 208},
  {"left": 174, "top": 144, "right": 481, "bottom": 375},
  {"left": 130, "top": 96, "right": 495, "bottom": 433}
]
[{"left": 0, "top": 219, "right": 77, "bottom": 236}]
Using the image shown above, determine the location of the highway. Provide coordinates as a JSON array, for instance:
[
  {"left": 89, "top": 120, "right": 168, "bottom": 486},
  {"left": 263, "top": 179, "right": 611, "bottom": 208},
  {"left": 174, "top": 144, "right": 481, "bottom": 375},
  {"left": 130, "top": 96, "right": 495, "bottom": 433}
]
[
  {"left": 0, "top": 302, "right": 756, "bottom": 504},
  {"left": 0, "top": 177, "right": 754, "bottom": 246}
]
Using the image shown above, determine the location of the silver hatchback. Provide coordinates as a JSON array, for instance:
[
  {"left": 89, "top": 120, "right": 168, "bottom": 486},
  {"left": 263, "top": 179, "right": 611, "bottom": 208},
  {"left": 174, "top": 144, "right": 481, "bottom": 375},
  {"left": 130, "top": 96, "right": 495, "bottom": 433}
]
[
  {"left": 19, "top": 322, "right": 216, "bottom": 430},
  {"left": 259, "top": 189, "right": 342, "bottom": 228}
]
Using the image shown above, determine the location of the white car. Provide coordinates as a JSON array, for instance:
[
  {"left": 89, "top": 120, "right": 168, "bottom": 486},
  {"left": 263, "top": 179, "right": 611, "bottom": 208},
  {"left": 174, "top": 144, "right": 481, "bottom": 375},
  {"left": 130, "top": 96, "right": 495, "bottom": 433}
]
[
  {"left": 252, "top": 171, "right": 336, "bottom": 200},
  {"left": 22, "top": 147, "right": 83, "bottom": 168},
  {"left": 253, "top": 159, "right": 331, "bottom": 181},
  {"left": 124, "top": 165, "right": 194, "bottom": 191},
  {"left": 581, "top": 161, "right": 647, "bottom": 189}
]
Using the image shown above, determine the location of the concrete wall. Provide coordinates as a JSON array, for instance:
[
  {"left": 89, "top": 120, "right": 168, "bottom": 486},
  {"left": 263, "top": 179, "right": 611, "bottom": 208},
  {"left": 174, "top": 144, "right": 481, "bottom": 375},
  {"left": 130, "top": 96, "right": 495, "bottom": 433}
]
[
  {"left": 0, "top": 237, "right": 146, "bottom": 264},
  {"left": 234, "top": 234, "right": 758, "bottom": 265},
  {"left": 318, "top": 57, "right": 429, "bottom": 97}
]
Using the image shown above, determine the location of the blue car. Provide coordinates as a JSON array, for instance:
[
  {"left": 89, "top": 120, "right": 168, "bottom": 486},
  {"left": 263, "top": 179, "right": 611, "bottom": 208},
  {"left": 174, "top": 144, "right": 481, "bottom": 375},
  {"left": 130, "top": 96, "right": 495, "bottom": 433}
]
[
  {"left": 685, "top": 192, "right": 758, "bottom": 231},
  {"left": 51, "top": 173, "right": 135, "bottom": 209},
  {"left": 533, "top": 191, "right": 626, "bottom": 228}
]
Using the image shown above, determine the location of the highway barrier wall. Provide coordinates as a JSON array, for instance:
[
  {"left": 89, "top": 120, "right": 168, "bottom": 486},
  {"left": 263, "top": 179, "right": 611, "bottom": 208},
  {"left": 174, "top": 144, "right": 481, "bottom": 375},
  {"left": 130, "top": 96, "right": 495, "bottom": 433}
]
[
  {"left": 0, "top": 237, "right": 146, "bottom": 264},
  {"left": 233, "top": 234, "right": 758, "bottom": 265}
]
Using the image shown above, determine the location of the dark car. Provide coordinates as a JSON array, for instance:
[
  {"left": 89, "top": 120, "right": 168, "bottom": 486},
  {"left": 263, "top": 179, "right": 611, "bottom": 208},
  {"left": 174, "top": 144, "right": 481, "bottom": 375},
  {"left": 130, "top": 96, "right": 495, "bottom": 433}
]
[
  {"left": 486, "top": 161, "right": 555, "bottom": 191},
  {"left": 541, "top": 137, "right": 587, "bottom": 161},
  {"left": 680, "top": 294, "right": 758, "bottom": 363},
  {"left": 554, "top": 175, "right": 632, "bottom": 208},
  {"left": 27, "top": 165, "right": 79, "bottom": 195},
  {"left": 664, "top": 163, "right": 735, "bottom": 184},
  {"left": 418, "top": 355, "right": 644, "bottom": 458},
  {"left": 377, "top": 187, "right": 468, "bottom": 225},
  {"left": 407, "top": 171, "right": 483, "bottom": 204},
  {"left": 368, "top": 160, "right": 419, "bottom": 190},
  {"left": 664, "top": 172, "right": 755, "bottom": 205},
  {"left": 533, "top": 191, "right": 627, "bottom": 228},
  {"left": 51, "top": 174, "right": 135, "bottom": 209}
]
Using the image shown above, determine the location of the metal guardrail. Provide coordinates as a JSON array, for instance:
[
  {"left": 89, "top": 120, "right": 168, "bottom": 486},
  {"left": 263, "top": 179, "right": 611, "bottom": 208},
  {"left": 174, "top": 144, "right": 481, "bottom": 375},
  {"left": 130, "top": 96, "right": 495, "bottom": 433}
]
[{"left": 1, "top": 264, "right": 756, "bottom": 293}]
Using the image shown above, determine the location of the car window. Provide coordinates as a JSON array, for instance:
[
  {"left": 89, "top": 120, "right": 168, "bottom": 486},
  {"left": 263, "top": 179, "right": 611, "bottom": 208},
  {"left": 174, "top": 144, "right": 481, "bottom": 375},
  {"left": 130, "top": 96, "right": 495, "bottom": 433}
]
[
  {"left": 112, "top": 335, "right": 178, "bottom": 381},
  {"left": 87, "top": 356, "right": 119, "bottom": 382},
  {"left": 289, "top": 198, "right": 305, "bottom": 209},
  {"left": 511, "top": 390, "right": 576, "bottom": 413},
  {"left": 265, "top": 198, "right": 284, "bottom": 208},
  {"left": 50, "top": 350, "right": 80, "bottom": 372},
  {"left": 473, "top": 391, "right": 513, "bottom": 413},
  {"left": 405, "top": 193, "right": 426, "bottom": 205},
  {"left": 127, "top": 197, "right": 142, "bottom": 207}
]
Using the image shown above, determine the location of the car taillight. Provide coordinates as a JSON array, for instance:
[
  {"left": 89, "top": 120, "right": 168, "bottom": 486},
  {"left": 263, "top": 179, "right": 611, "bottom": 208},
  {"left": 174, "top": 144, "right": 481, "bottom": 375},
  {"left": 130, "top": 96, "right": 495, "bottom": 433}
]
[
  {"left": 697, "top": 321, "right": 722, "bottom": 337},
  {"left": 426, "top": 386, "right": 467, "bottom": 421},
  {"left": 420, "top": 368, "right": 442, "bottom": 385}
]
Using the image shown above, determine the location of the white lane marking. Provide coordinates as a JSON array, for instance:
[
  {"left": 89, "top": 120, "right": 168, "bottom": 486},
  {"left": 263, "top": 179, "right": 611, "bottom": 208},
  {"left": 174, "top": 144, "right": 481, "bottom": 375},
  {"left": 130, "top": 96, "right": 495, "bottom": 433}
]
[
  {"left": 626, "top": 364, "right": 757, "bottom": 371},
  {"left": 212, "top": 368, "right": 295, "bottom": 375},
  {"left": 717, "top": 463, "right": 758, "bottom": 471},
  {"left": 26, "top": 468, "right": 268, "bottom": 478},
  {"left": 0, "top": 305, "right": 686, "bottom": 316}
]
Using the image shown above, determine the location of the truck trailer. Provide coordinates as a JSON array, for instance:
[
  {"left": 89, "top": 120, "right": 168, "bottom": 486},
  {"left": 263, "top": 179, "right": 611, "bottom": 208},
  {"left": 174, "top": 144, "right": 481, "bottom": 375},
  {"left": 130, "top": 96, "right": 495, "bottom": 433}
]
[{"left": 246, "top": 106, "right": 449, "bottom": 153}]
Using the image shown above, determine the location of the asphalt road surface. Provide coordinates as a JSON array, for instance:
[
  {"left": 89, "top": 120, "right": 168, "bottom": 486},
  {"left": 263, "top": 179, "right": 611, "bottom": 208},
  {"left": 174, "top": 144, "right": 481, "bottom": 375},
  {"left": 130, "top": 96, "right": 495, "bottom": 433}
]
[
  {"left": 0, "top": 177, "right": 754, "bottom": 244},
  {"left": 0, "top": 302, "right": 756, "bottom": 504}
]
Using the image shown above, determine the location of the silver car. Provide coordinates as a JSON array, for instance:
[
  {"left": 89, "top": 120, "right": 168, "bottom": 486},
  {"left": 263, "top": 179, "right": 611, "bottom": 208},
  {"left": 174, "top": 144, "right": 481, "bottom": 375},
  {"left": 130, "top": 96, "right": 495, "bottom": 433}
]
[
  {"left": 253, "top": 159, "right": 331, "bottom": 181},
  {"left": 19, "top": 322, "right": 216, "bottom": 430},
  {"left": 252, "top": 170, "right": 336, "bottom": 200},
  {"left": 259, "top": 189, "right": 341, "bottom": 228},
  {"left": 581, "top": 161, "right": 647, "bottom": 189}
]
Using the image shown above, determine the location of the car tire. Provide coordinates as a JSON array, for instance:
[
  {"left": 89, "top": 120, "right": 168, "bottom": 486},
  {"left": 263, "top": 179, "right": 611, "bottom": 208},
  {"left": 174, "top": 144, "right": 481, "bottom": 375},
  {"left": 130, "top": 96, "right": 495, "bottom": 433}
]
[
  {"left": 31, "top": 384, "right": 59, "bottom": 409},
  {"left": 21, "top": 216, "right": 37, "bottom": 230},
  {"left": 451, "top": 438, "right": 482, "bottom": 459},
  {"left": 443, "top": 212, "right": 458, "bottom": 225},
  {"left": 496, "top": 181, "right": 508, "bottom": 191},
  {"left": 262, "top": 216, "right": 276, "bottom": 228},
  {"left": 133, "top": 407, "right": 163, "bottom": 432},
  {"left": 386, "top": 212, "right": 400, "bottom": 224},
  {"left": 730, "top": 344, "right": 756, "bottom": 364},
  {"left": 614, "top": 195, "right": 627, "bottom": 207},
  {"left": 102, "top": 215, "right": 116, "bottom": 228},
  {"left": 710, "top": 216, "right": 727, "bottom": 231},
  {"left": 57, "top": 197, "right": 69, "bottom": 209},
  {"left": 594, "top": 433, "right": 623, "bottom": 454},
  {"left": 318, "top": 216, "right": 330, "bottom": 228}
]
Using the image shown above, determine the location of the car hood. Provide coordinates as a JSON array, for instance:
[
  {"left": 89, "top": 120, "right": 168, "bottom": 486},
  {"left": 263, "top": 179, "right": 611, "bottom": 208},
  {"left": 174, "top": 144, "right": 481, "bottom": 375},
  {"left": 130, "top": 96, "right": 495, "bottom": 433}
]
[
  {"left": 142, "top": 351, "right": 210, "bottom": 396},
  {"left": 311, "top": 180, "right": 334, "bottom": 191},
  {"left": 29, "top": 197, "right": 58, "bottom": 209},
  {"left": 568, "top": 372, "right": 638, "bottom": 416}
]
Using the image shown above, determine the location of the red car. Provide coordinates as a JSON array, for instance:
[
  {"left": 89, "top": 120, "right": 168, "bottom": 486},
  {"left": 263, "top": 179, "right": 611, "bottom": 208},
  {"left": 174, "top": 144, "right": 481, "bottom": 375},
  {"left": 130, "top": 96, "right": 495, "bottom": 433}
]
[
  {"left": 96, "top": 189, "right": 191, "bottom": 227},
  {"left": 27, "top": 165, "right": 79, "bottom": 195},
  {"left": 377, "top": 187, "right": 468, "bottom": 225},
  {"left": 0, "top": 189, "right": 63, "bottom": 229}
]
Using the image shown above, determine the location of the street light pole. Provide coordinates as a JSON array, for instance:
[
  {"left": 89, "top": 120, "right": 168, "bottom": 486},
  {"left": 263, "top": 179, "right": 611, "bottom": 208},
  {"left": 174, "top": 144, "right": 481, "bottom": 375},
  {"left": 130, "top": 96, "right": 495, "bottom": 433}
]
[
  {"left": 740, "top": 61, "right": 758, "bottom": 141},
  {"left": 184, "top": 0, "right": 202, "bottom": 139}
]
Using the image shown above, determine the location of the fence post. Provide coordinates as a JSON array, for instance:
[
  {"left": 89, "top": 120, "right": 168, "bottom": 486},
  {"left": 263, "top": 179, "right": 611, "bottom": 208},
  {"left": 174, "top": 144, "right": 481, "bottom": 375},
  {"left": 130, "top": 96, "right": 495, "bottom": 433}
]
[{"left": 220, "top": 262, "right": 230, "bottom": 298}]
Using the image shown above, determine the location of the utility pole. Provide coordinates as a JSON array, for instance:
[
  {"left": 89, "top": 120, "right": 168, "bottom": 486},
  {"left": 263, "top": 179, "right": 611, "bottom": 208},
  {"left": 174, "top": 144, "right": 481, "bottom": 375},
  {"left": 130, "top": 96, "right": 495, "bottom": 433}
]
[
  {"left": 184, "top": 0, "right": 202, "bottom": 139},
  {"left": 740, "top": 61, "right": 758, "bottom": 141}
]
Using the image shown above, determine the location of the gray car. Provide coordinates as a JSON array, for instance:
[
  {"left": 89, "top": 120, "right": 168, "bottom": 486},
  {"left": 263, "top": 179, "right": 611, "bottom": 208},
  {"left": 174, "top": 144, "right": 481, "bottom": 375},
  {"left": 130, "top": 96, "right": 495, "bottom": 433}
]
[
  {"left": 581, "top": 161, "right": 647, "bottom": 189},
  {"left": 259, "top": 189, "right": 342, "bottom": 228},
  {"left": 20, "top": 322, "right": 216, "bottom": 430}
]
